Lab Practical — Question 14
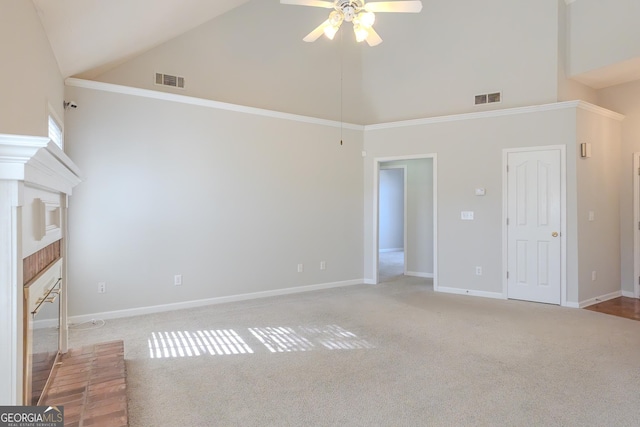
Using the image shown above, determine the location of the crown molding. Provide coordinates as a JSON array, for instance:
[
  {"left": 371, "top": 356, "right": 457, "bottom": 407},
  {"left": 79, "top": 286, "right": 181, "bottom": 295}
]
[
  {"left": 65, "top": 78, "right": 365, "bottom": 131},
  {"left": 65, "top": 79, "right": 624, "bottom": 133},
  {"left": 364, "top": 100, "right": 624, "bottom": 131}
]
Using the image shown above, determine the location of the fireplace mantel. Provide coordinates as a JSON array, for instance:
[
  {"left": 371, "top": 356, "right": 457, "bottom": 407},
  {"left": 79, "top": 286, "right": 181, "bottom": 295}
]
[{"left": 0, "top": 133, "right": 82, "bottom": 405}]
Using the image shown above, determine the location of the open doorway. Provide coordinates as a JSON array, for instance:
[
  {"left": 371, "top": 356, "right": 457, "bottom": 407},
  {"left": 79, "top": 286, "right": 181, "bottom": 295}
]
[
  {"left": 378, "top": 166, "right": 406, "bottom": 282},
  {"left": 376, "top": 156, "right": 436, "bottom": 287}
]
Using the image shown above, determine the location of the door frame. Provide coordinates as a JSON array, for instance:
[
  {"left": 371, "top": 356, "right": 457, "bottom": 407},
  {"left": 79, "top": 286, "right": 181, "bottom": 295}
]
[
  {"left": 502, "top": 145, "right": 567, "bottom": 306},
  {"left": 371, "top": 154, "right": 437, "bottom": 288},
  {"left": 379, "top": 165, "right": 408, "bottom": 275},
  {"left": 633, "top": 152, "right": 640, "bottom": 298}
]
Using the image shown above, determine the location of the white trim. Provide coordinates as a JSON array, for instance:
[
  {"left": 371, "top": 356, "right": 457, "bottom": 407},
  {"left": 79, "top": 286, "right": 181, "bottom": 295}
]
[
  {"left": 65, "top": 78, "right": 364, "bottom": 131},
  {"left": 502, "top": 145, "right": 568, "bottom": 306},
  {"left": 564, "top": 301, "right": 580, "bottom": 309},
  {"left": 371, "top": 154, "right": 437, "bottom": 290},
  {"left": 365, "top": 101, "right": 624, "bottom": 131},
  {"left": 406, "top": 271, "right": 434, "bottom": 279},
  {"left": 379, "top": 165, "right": 408, "bottom": 274},
  {"left": 634, "top": 152, "right": 640, "bottom": 299},
  {"left": 622, "top": 290, "right": 636, "bottom": 298},
  {"left": 437, "top": 286, "right": 505, "bottom": 300},
  {"left": 363, "top": 279, "right": 376, "bottom": 285},
  {"left": 378, "top": 248, "right": 403, "bottom": 253},
  {"left": 579, "top": 290, "right": 622, "bottom": 308},
  {"left": 67, "top": 279, "right": 363, "bottom": 324}
]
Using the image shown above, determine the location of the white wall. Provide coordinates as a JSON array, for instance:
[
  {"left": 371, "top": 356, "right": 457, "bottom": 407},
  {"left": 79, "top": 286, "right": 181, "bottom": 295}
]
[
  {"left": 566, "top": 0, "right": 640, "bottom": 83},
  {"left": 92, "top": 0, "right": 364, "bottom": 124},
  {"left": 63, "top": 83, "right": 364, "bottom": 317},
  {"left": 598, "top": 79, "right": 640, "bottom": 295},
  {"left": 378, "top": 168, "right": 404, "bottom": 251},
  {"left": 364, "top": 105, "right": 580, "bottom": 301},
  {"left": 0, "top": 0, "right": 63, "bottom": 136}
]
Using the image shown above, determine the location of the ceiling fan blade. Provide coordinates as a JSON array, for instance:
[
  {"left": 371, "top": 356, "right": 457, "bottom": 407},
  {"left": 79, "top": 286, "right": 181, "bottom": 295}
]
[
  {"left": 364, "top": 1, "right": 423, "bottom": 13},
  {"left": 280, "top": 0, "right": 335, "bottom": 8},
  {"left": 303, "top": 19, "right": 331, "bottom": 42},
  {"left": 366, "top": 26, "right": 383, "bottom": 46}
]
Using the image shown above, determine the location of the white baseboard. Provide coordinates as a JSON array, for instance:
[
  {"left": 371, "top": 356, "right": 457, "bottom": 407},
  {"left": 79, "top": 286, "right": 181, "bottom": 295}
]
[
  {"left": 621, "top": 290, "right": 636, "bottom": 298},
  {"left": 579, "top": 290, "right": 622, "bottom": 308},
  {"left": 405, "top": 271, "right": 434, "bottom": 279},
  {"left": 564, "top": 302, "right": 580, "bottom": 309},
  {"left": 363, "top": 279, "right": 376, "bottom": 285},
  {"left": 379, "top": 248, "right": 403, "bottom": 253},
  {"left": 436, "top": 286, "right": 505, "bottom": 300},
  {"left": 68, "top": 279, "right": 364, "bottom": 325}
]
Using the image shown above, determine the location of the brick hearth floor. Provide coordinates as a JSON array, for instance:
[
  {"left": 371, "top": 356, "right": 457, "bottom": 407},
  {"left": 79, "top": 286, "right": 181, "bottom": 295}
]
[{"left": 42, "top": 340, "right": 128, "bottom": 427}]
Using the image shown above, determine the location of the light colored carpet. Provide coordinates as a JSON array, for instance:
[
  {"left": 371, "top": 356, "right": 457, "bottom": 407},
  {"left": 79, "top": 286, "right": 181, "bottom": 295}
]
[
  {"left": 69, "top": 272, "right": 640, "bottom": 426},
  {"left": 378, "top": 250, "right": 405, "bottom": 282}
]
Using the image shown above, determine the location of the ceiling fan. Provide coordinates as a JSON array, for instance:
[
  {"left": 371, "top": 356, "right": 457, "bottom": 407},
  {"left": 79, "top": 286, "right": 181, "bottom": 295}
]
[{"left": 281, "top": 0, "right": 423, "bottom": 46}]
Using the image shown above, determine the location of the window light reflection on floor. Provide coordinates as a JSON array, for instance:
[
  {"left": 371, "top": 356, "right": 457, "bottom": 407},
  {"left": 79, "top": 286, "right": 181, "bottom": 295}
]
[
  {"left": 248, "top": 327, "right": 314, "bottom": 353},
  {"left": 147, "top": 325, "right": 374, "bottom": 358},
  {"left": 299, "top": 325, "right": 375, "bottom": 350},
  {"left": 148, "top": 329, "right": 253, "bottom": 359}
]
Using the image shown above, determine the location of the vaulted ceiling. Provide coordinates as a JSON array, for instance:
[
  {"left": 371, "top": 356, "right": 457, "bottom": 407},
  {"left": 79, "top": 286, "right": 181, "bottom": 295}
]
[{"left": 32, "top": 0, "right": 249, "bottom": 78}]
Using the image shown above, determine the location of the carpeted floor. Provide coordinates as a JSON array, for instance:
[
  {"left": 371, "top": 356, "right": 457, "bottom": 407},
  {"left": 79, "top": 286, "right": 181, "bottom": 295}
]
[{"left": 69, "top": 259, "right": 640, "bottom": 426}]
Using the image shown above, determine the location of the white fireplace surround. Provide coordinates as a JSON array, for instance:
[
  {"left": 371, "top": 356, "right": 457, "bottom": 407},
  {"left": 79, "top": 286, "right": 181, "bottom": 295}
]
[{"left": 0, "top": 134, "right": 82, "bottom": 405}]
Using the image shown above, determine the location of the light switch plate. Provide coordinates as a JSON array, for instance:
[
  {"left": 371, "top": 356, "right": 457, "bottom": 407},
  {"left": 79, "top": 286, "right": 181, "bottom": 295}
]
[{"left": 461, "top": 211, "right": 474, "bottom": 220}]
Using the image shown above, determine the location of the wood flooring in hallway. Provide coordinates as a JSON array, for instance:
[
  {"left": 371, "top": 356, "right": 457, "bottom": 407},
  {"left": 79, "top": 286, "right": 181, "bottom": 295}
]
[{"left": 585, "top": 297, "right": 640, "bottom": 321}]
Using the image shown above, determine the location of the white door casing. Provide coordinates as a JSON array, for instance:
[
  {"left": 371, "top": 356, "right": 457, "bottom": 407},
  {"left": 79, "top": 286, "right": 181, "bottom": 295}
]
[
  {"left": 370, "top": 154, "right": 437, "bottom": 288},
  {"left": 505, "top": 147, "right": 564, "bottom": 305}
]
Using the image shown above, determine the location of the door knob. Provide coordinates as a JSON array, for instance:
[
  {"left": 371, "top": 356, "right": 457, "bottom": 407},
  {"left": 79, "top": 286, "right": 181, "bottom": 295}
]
[{"left": 551, "top": 232, "right": 559, "bottom": 237}]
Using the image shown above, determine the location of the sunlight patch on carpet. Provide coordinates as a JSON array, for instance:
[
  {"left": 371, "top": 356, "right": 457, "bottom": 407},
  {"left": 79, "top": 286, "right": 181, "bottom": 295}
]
[
  {"left": 148, "top": 325, "right": 374, "bottom": 358},
  {"left": 148, "top": 329, "right": 253, "bottom": 358}
]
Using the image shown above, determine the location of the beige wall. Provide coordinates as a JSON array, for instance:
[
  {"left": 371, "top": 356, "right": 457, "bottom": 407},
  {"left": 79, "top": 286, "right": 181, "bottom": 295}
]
[
  {"left": 363, "top": 106, "right": 581, "bottom": 302},
  {"left": 64, "top": 84, "right": 364, "bottom": 317},
  {"left": 566, "top": 0, "right": 640, "bottom": 79},
  {"left": 598, "top": 79, "right": 640, "bottom": 295},
  {"left": 0, "top": 0, "right": 63, "bottom": 136},
  {"left": 92, "top": 0, "right": 364, "bottom": 124},
  {"left": 575, "top": 109, "right": 622, "bottom": 301},
  {"left": 94, "top": 0, "right": 564, "bottom": 125}
]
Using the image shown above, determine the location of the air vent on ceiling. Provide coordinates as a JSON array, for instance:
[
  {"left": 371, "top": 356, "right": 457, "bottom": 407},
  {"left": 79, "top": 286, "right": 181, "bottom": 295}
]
[
  {"left": 155, "top": 72, "right": 185, "bottom": 89},
  {"left": 474, "top": 91, "right": 501, "bottom": 105}
]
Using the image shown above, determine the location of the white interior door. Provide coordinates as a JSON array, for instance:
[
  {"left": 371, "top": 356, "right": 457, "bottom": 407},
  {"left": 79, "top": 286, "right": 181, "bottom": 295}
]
[{"left": 507, "top": 149, "right": 562, "bottom": 304}]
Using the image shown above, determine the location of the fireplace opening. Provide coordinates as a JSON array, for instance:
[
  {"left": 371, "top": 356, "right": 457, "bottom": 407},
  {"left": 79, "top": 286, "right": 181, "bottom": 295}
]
[{"left": 24, "top": 258, "right": 63, "bottom": 405}]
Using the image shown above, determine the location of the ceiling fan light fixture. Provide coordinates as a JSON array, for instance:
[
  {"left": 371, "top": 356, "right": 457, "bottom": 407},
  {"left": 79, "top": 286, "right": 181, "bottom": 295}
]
[
  {"left": 324, "top": 23, "right": 340, "bottom": 39},
  {"left": 353, "top": 23, "right": 369, "bottom": 42},
  {"left": 328, "top": 10, "right": 343, "bottom": 26},
  {"left": 358, "top": 11, "right": 375, "bottom": 28}
]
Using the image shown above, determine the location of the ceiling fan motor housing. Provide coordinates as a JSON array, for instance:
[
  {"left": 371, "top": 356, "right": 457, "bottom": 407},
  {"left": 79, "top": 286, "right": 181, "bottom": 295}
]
[{"left": 336, "top": 0, "right": 364, "bottom": 22}]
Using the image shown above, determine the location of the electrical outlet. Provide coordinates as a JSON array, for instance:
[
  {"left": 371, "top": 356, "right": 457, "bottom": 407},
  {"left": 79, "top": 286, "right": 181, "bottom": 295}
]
[
  {"left": 475, "top": 266, "right": 482, "bottom": 276},
  {"left": 591, "top": 271, "right": 596, "bottom": 281},
  {"left": 297, "top": 264, "right": 304, "bottom": 273},
  {"left": 320, "top": 261, "right": 326, "bottom": 270},
  {"left": 98, "top": 282, "right": 106, "bottom": 293},
  {"left": 174, "top": 274, "right": 182, "bottom": 286}
]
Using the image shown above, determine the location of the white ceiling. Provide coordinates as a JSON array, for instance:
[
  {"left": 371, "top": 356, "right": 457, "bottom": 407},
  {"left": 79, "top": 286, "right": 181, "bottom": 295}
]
[{"left": 32, "top": 0, "right": 249, "bottom": 79}]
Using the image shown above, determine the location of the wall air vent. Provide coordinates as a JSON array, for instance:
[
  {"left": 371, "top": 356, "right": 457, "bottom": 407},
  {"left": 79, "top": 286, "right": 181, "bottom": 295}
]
[
  {"left": 474, "top": 91, "right": 501, "bottom": 105},
  {"left": 155, "top": 72, "right": 185, "bottom": 89}
]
